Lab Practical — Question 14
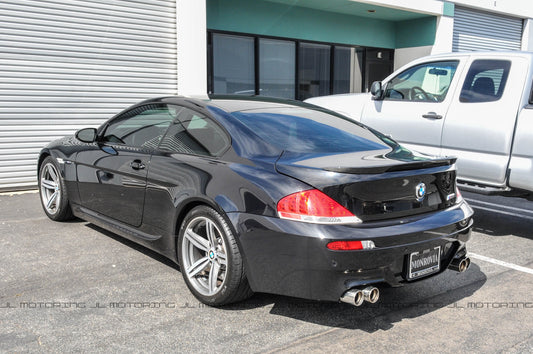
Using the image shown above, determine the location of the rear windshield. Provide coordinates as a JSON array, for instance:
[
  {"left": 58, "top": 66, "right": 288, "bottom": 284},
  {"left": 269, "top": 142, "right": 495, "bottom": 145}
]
[{"left": 231, "top": 107, "right": 388, "bottom": 153}]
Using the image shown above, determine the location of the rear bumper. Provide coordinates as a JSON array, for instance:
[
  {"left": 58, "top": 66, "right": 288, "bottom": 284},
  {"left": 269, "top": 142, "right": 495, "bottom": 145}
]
[{"left": 228, "top": 201, "right": 473, "bottom": 302}]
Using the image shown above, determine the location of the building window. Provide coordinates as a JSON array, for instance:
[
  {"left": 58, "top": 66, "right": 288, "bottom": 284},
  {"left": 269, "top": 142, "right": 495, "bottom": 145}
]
[
  {"left": 212, "top": 34, "right": 255, "bottom": 95},
  {"left": 259, "top": 38, "right": 296, "bottom": 99},
  {"left": 298, "top": 43, "right": 330, "bottom": 100},
  {"left": 333, "top": 46, "right": 355, "bottom": 94},
  {"left": 208, "top": 31, "right": 393, "bottom": 100}
]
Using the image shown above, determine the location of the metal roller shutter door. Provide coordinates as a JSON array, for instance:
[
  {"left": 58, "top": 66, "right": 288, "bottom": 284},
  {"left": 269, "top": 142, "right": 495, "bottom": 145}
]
[
  {"left": 0, "top": 0, "right": 178, "bottom": 191},
  {"left": 453, "top": 6, "right": 523, "bottom": 52}
]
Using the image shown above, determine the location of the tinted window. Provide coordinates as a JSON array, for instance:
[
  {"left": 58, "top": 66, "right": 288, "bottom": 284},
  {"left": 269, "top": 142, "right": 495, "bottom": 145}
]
[
  {"left": 212, "top": 34, "right": 255, "bottom": 95},
  {"left": 259, "top": 38, "right": 296, "bottom": 99},
  {"left": 102, "top": 104, "right": 176, "bottom": 148},
  {"left": 231, "top": 108, "right": 388, "bottom": 153},
  {"left": 159, "top": 107, "right": 230, "bottom": 156},
  {"left": 460, "top": 60, "right": 511, "bottom": 103},
  {"left": 298, "top": 43, "right": 331, "bottom": 100},
  {"left": 530, "top": 80, "right": 533, "bottom": 104},
  {"left": 333, "top": 46, "right": 352, "bottom": 94},
  {"left": 384, "top": 61, "right": 459, "bottom": 102}
]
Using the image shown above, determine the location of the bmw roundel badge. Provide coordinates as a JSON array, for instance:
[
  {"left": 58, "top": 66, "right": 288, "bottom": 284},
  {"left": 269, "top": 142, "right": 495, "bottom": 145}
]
[{"left": 415, "top": 182, "right": 426, "bottom": 202}]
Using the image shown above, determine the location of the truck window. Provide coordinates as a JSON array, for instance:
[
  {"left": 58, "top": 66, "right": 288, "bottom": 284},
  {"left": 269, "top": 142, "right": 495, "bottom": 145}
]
[
  {"left": 384, "top": 61, "right": 459, "bottom": 103},
  {"left": 459, "top": 60, "right": 511, "bottom": 103},
  {"left": 530, "top": 80, "right": 533, "bottom": 104}
]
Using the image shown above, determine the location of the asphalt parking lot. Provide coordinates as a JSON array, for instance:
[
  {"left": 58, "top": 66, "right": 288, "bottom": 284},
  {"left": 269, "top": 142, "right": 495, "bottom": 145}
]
[{"left": 1, "top": 190, "right": 532, "bottom": 352}]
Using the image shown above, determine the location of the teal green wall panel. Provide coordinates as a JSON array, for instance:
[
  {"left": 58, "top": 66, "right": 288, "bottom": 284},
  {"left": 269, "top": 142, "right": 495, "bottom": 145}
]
[
  {"left": 207, "top": 0, "right": 436, "bottom": 49},
  {"left": 443, "top": 1, "right": 455, "bottom": 17},
  {"left": 207, "top": 0, "right": 396, "bottom": 48},
  {"left": 395, "top": 17, "right": 436, "bottom": 48}
]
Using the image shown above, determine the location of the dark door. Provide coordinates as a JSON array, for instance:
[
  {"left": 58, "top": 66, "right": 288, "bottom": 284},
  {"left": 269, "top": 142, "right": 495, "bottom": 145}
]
[
  {"left": 364, "top": 48, "right": 394, "bottom": 92},
  {"left": 76, "top": 103, "right": 177, "bottom": 226}
]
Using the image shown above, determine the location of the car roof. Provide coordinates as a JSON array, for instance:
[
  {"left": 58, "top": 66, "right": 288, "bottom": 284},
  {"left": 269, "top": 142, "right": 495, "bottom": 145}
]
[
  {"left": 413, "top": 50, "right": 533, "bottom": 62},
  {"left": 139, "top": 95, "right": 316, "bottom": 114}
]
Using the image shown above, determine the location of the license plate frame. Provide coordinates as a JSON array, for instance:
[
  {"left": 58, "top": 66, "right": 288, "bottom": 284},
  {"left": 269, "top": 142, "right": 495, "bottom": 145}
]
[{"left": 408, "top": 246, "right": 441, "bottom": 280}]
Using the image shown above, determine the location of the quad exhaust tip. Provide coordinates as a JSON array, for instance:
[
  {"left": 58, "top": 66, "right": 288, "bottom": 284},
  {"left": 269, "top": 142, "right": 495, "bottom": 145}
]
[
  {"left": 449, "top": 256, "right": 471, "bottom": 273},
  {"left": 362, "top": 286, "right": 380, "bottom": 304},
  {"left": 340, "top": 286, "right": 379, "bottom": 306}
]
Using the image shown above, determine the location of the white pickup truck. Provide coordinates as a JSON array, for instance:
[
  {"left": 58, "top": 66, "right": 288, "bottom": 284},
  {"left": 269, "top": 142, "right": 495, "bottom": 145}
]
[{"left": 306, "top": 51, "right": 533, "bottom": 199}]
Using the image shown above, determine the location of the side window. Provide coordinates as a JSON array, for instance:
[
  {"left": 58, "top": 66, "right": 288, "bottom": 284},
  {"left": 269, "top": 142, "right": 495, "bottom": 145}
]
[
  {"left": 460, "top": 60, "right": 511, "bottom": 103},
  {"left": 530, "top": 80, "right": 533, "bottom": 104},
  {"left": 159, "top": 107, "right": 230, "bottom": 156},
  {"left": 384, "top": 61, "right": 459, "bottom": 102},
  {"left": 102, "top": 104, "right": 178, "bottom": 148}
]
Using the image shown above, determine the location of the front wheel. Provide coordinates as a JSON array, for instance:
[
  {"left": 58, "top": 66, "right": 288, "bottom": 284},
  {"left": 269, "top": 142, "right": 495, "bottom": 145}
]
[
  {"left": 38, "top": 156, "right": 74, "bottom": 221},
  {"left": 178, "top": 206, "right": 252, "bottom": 306}
]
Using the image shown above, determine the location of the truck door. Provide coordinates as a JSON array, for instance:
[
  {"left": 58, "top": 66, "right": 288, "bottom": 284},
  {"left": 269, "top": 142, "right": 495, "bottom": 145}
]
[
  {"left": 360, "top": 60, "right": 463, "bottom": 156},
  {"left": 441, "top": 57, "right": 529, "bottom": 187}
]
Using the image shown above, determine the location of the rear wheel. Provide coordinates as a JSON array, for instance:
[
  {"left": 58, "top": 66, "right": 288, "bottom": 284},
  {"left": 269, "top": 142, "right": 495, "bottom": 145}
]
[
  {"left": 178, "top": 206, "right": 252, "bottom": 306},
  {"left": 38, "top": 156, "right": 73, "bottom": 221}
]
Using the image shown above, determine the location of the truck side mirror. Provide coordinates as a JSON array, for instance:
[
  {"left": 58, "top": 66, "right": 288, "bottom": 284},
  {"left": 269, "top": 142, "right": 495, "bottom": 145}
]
[
  {"left": 75, "top": 128, "right": 98, "bottom": 143},
  {"left": 370, "top": 81, "right": 384, "bottom": 100}
]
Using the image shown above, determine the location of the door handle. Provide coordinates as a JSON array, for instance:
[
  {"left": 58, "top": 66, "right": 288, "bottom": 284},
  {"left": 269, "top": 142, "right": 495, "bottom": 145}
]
[
  {"left": 130, "top": 160, "right": 145, "bottom": 170},
  {"left": 422, "top": 112, "right": 443, "bottom": 119}
]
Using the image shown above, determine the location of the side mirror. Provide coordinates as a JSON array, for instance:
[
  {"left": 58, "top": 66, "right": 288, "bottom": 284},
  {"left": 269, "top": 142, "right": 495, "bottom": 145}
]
[
  {"left": 370, "top": 81, "right": 383, "bottom": 100},
  {"left": 75, "top": 128, "right": 98, "bottom": 143}
]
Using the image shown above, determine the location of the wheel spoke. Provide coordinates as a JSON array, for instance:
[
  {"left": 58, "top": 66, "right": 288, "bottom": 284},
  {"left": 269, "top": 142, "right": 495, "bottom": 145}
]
[
  {"left": 40, "top": 178, "right": 57, "bottom": 191},
  {"left": 206, "top": 220, "right": 218, "bottom": 247},
  {"left": 185, "top": 229, "right": 209, "bottom": 252},
  {"left": 217, "top": 252, "right": 227, "bottom": 266},
  {"left": 46, "top": 191, "right": 58, "bottom": 210},
  {"left": 186, "top": 256, "right": 210, "bottom": 278},
  {"left": 209, "top": 262, "right": 221, "bottom": 293},
  {"left": 46, "top": 164, "right": 58, "bottom": 183}
]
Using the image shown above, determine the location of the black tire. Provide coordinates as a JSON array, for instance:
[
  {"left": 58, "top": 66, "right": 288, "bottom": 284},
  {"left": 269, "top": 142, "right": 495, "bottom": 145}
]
[
  {"left": 177, "top": 205, "right": 253, "bottom": 306},
  {"left": 38, "top": 156, "right": 74, "bottom": 221}
]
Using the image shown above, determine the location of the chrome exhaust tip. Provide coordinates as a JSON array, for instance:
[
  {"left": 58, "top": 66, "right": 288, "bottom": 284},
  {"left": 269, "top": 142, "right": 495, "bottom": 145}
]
[
  {"left": 362, "top": 286, "right": 380, "bottom": 304},
  {"left": 340, "top": 289, "right": 364, "bottom": 306},
  {"left": 449, "top": 256, "right": 471, "bottom": 272}
]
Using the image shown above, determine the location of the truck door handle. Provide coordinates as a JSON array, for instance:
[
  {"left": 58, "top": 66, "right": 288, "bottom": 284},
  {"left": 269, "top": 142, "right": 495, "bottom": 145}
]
[
  {"left": 422, "top": 112, "right": 443, "bottom": 119},
  {"left": 130, "top": 160, "right": 145, "bottom": 170}
]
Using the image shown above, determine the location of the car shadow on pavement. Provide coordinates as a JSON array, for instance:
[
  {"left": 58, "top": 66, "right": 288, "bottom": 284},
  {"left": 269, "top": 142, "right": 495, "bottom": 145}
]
[
  {"left": 84, "top": 222, "right": 486, "bottom": 332},
  {"left": 85, "top": 223, "right": 180, "bottom": 271},
  {"left": 471, "top": 208, "right": 533, "bottom": 240},
  {"left": 222, "top": 265, "right": 487, "bottom": 332}
]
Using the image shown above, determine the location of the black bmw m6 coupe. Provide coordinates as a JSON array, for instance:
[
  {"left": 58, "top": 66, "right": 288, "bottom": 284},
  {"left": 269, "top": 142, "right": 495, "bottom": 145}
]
[{"left": 38, "top": 96, "right": 473, "bottom": 306}]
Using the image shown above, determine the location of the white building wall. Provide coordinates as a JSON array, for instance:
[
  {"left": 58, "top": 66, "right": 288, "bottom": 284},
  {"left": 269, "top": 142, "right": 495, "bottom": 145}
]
[
  {"left": 523, "top": 19, "right": 533, "bottom": 51},
  {"left": 431, "top": 15, "right": 454, "bottom": 54},
  {"left": 177, "top": 0, "right": 208, "bottom": 97},
  {"left": 394, "top": 46, "right": 433, "bottom": 70}
]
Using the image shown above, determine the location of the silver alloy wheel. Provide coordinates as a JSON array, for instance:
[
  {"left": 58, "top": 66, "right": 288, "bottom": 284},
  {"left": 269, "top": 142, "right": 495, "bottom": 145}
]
[
  {"left": 182, "top": 216, "right": 228, "bottom": 296},
  {"left": 40, "top": 162, "right": 61, "bottom": 215}
]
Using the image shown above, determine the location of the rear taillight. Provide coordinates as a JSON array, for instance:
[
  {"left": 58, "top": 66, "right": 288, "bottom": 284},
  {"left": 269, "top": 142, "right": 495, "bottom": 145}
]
[
  {"left": 277, "top": 189, "right": 362, "bottom": 224},
  {"left": 327, "top": 240, "right": 375, "bottom": 250}
]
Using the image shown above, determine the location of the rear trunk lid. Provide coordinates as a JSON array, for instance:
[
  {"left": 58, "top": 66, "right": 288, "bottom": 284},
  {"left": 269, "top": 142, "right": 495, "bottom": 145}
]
[{"left": 275, "top": 148, "right": 458, "bottom": 222}]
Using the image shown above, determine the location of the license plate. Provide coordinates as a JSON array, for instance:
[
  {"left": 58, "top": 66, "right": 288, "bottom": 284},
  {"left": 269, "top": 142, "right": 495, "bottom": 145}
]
[{"left": 408, "top": 246, "right": 441, "bottom": 280}]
